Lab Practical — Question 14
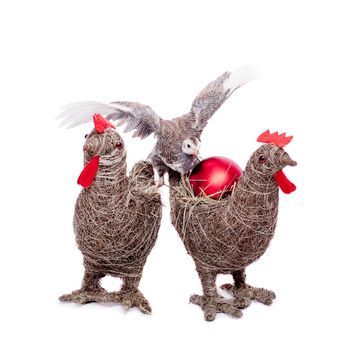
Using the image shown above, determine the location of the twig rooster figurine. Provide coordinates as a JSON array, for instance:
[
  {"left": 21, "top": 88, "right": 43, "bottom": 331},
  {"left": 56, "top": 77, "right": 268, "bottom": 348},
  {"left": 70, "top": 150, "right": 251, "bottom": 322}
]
[
  {"left": 59, "top": 114, "right": 162, "bottom": 314},
  {"left": 169, "top": 130, "right": 297, "bottom": 321}
]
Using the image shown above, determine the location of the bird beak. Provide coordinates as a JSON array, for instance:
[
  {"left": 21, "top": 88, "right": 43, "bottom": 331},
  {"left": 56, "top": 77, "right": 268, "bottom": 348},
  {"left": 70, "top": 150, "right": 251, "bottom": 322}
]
[
  {"left": 282, "top": 152, "right": 297, "bottom": 167},
  {"left": 193, "top": 150, "right": 200, "bottom": 157}
]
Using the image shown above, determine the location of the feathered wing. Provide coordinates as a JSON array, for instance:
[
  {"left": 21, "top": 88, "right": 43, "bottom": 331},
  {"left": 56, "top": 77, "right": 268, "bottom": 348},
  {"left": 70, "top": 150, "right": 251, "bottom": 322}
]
[
  {"left": 57, "top": 100, "right": 161, "bottom": 139},
  {"left": 108, "top": 101, "right": 161, "bottom": 139},
  {"left": 190, "top": 65, "right": 257, "bottom": 132}
]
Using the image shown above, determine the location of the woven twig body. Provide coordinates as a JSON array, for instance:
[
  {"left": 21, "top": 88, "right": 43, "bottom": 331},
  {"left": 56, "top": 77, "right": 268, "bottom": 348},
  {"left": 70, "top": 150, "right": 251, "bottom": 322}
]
[
  {"left": 60, "top": 128, "right": 162, "bottom": 313},
  {"left": 75, "top": 159, "right": 162, "bottom": 278},
  {"left": 169, "top": 143, "right": 296, "bottom": 320},
  {"left": 169, "top": 168, "right": 278, "bottom": 274}
]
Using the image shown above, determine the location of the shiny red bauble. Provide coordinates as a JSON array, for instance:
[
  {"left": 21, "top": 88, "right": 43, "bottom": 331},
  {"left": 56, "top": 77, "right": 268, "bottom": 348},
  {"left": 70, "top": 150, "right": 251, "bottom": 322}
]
[{"left": 189, "top": 156, "right": 243, "bottom": 200}]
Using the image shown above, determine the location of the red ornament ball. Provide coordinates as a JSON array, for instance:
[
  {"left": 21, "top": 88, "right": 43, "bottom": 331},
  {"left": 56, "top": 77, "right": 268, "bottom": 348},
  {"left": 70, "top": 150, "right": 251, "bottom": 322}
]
[{"left": 189, "top": 156, "right": 243, "bottom": 200}]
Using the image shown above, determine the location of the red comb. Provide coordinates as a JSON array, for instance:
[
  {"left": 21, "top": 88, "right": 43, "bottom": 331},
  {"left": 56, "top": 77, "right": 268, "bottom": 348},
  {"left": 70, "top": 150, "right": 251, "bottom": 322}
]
[
  {"left": 257, "top": 130, "right": 293, "bottom": 148},
  {"left": 93, "top": 113, "right": 116, "bottom": 134}
]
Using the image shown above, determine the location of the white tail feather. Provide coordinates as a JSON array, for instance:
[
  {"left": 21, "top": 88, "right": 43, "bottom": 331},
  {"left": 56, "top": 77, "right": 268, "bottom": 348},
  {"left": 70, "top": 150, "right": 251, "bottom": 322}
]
[{"left": 223, "top": 65, "right": 258, "bottom": 94}]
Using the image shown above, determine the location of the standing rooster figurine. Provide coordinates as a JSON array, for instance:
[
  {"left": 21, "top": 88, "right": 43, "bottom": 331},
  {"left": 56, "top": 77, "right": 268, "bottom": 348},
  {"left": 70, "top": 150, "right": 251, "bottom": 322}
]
[
  {"left": 169, "top": 130, "right": 297, "bottom": 321},
  {"left": 59, "top": 114, "right": 162, "bottom": 314}
]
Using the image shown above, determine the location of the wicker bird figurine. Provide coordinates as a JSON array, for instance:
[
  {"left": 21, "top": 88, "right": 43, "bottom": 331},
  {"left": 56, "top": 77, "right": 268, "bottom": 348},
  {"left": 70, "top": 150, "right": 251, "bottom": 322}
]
[
  {"left": 57, "top": 66, "right": 255, "bottom": 186},
  {"left": 169, "top": 130, "right": 297, "bottom": 321},
  {"left": 59, "top": 114, "right": 162, "bottom": 314}
]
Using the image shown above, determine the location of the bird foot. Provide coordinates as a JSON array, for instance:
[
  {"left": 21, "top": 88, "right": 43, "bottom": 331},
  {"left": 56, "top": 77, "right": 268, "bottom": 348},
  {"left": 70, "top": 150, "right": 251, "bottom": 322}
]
[
  {"left": 59, "top": 287, "right": 109, "bottom": 304},
  {"left": 221, "top": 283, "right": 276, "bottom": 306},
  {"left": 108, "top": 289, "right": 152, "bottom": 314},
  {"left": 190, "top": 294, "right": 243, "bottom": 322}
]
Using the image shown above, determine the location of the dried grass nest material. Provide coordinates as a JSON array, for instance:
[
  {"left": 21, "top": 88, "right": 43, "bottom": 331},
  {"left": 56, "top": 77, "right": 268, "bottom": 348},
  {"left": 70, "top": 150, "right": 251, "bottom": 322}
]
[
  {"left": 168, "top": 142, "right": 296, "bottom": 321},
  {"left": 169, "top": 173, "right": 278, "bottom": 273},
  {"left": 75, "top": 160, "right": 162, "bottom": 278},
  {"left": 60, "top": 156, "right": 162, "bottom": 313}
]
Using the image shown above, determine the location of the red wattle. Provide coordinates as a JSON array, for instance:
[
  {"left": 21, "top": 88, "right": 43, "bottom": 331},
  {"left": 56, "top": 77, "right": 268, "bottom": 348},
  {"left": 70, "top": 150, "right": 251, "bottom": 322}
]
[
  {"left": 273, "top": 169, "right": 296, "bottom": 194},
  {"left": 77, "top": 156, "right": 100, "bottom": 188}
]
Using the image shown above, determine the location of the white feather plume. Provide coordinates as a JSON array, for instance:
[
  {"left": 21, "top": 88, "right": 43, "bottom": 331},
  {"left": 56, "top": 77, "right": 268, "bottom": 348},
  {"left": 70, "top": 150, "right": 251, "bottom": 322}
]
[
  {"left": 56, "top": 101, "right": 131, "bottom": 129},
  {"left": 223, "top": 65, "right": 258, "bottom": 96}
]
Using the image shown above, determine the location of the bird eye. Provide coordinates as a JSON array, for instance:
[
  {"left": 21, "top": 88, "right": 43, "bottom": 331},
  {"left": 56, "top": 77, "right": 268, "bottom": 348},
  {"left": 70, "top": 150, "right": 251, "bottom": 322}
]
[
  {"left": 116, "top": 142, "right": 123, "bottom": 149},
  {"left": 85, "top": 134, "right": 89, "bottom": 139},
  {"left": 187, "top": 144, "right": 191, "bottom": 148},
  {"left": 259, "top": 155, "right": 267, "bottom": 163}
]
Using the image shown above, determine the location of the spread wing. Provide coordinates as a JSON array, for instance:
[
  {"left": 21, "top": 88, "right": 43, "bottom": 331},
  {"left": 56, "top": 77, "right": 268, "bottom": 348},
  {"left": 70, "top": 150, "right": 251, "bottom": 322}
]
[
  {"left": 57, "top": 100, "right": 161, "bottom": 139},
  {"left": 108, "top": 101, "right": 161, "bottom": 139},
  {"left": 190, "top": 66, "right": 257, "bottom": 132}
]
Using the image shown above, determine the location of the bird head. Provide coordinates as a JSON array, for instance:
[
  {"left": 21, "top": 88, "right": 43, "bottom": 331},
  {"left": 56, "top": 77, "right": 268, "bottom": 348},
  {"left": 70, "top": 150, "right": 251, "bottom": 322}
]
[
  {"left": 182, "top": 137, "right": 201, "bottom": 156},
  {"left": 250, "top": 130, "right": 297, "bottom": 194},
  {"left": 77, "top": 114, "right": 126, "bottom": 188}
]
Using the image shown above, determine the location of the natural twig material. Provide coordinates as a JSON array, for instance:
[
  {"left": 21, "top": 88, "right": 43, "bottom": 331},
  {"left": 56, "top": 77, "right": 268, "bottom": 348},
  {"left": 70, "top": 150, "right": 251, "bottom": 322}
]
[
  {"left": 169, "top": 143, "right": 296, "bottom": 321},
  {"left": 59, "top": 128, "right": 162, "bottom": 314}
]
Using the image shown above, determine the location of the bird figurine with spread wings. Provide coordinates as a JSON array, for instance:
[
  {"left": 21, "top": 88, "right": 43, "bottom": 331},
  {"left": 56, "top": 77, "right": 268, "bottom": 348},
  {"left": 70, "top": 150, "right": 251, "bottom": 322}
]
[{"left": 57, "top": 66, "right": 256, "bottom": 186}]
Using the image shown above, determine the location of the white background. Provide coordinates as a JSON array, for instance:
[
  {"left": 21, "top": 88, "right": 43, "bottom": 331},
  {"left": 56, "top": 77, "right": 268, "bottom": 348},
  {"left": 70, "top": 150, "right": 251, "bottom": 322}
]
[{"left": 1, "top": 1, "right": 349, "bottom": 349}]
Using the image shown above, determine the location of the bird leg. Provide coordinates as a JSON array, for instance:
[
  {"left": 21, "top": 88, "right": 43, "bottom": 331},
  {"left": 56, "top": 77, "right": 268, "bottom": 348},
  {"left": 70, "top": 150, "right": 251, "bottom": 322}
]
[
  {"left": 156, "top": 175, "right": 164, "bottom": 188},
  {"left": 190, "top": 270, "right": 243, "bottom": 321},
  {"left": 221, "top": 269, "right": 276, "bottom": 307},
  {"left": 59, "top": 270, "right": 108, "bottom": 304},
  {"left": 148, "top": 152, "right": 166, "bottom": 187},
  {"left": 107, "top": 276, "right": 152, "bottom": 314},
  {"left": 155, "top": 164, "right": 170, "bottom": 188}
]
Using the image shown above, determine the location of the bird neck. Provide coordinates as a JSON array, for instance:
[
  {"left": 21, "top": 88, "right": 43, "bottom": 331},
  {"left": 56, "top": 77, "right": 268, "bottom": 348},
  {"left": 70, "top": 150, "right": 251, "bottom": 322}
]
[
  {"left": 88, "top": 154, "right": 129, "bottom": 194},
  {"left": 230, "top": 164, "right": 279, "bottom": 209}
]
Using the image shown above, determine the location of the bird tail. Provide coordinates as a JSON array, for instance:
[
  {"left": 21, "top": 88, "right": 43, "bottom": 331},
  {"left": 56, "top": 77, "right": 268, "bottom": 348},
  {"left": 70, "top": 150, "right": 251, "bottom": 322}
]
[{"left": 130, "top": 161, "right": 154, "bottom": 183}]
